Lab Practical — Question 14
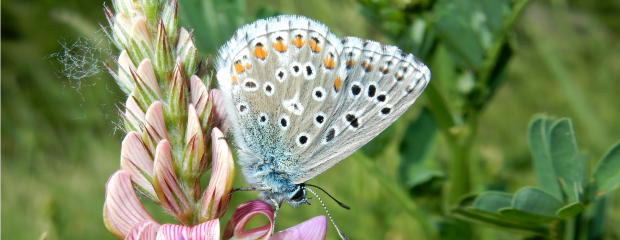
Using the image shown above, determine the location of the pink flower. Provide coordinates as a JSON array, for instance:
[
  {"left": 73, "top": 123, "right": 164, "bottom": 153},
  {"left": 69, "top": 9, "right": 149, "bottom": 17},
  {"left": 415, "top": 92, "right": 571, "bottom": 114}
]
[
  {"left": 104, "top": 171, "right": 327, "bottom": 240},
  {"left": 103, "top": 170, "right": 221, "bottom": 240},
  {"left": 223, "top": 200, "right": 327, "bottom": 240}
]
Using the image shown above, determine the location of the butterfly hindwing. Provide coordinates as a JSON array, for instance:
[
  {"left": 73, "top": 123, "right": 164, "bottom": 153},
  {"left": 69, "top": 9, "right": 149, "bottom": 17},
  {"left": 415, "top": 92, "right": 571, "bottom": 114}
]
[{"left": 292, "top": 37, "right": 430, "bottom": 183}]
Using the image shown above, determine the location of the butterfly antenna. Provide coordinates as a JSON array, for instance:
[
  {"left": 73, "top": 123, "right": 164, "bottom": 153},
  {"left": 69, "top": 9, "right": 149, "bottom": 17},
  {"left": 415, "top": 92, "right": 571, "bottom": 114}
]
[
  {"left": 305, "top": 183, "right": 350, "bottom": 210},
  {"left": 304, "top": 187, "right": 349, "bottom": 240}
]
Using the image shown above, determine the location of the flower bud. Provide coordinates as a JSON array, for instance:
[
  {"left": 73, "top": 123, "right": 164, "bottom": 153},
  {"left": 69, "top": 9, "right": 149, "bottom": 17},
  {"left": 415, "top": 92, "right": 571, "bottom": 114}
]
[
  {"left": 120, "top": 132, "right": 158, "bottom": 202},
  {"left": 152, "top": 140, "right": 192, "bottom": 223},
  {"left": 200, "top": 127, "right": 235, "bottom": 221}
]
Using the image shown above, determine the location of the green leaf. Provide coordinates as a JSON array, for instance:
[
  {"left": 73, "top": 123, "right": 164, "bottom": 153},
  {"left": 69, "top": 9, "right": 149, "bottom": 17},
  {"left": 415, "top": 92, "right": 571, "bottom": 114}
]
[
  {"left": 592, "top": 140, "right": 620, "bottom": 197},
  {"left": 361, "top": 123, "right": 396, "bottom": 158},
  {"left": 432, "top": 1, "right": 485, "bottom": 69},
  {"left": 451, "top": 208, "right": 550, "bottom": 237},
  {"left": 527, "top": 115, "right": 563, "bottom": 200},
  {"left": 499, "top": 187, "right": 563, "bottom": 223},
  {"left": 473, "top": 191, "right": 512, "bottom": 214},
  {"left": 555, "top": 202, "right": 585, "bottom": 219},
  {"left": 178, "top": 0, "right": 247, "bottom": 54},
  {"left": 398, "top": 107, "right": 441, "bottom": 187},
  {"left": 498, "top": 208, "right": 557, "bottom": 224},
  {"left": 549, "top": 119, "right": 584, "bottom": 203}
]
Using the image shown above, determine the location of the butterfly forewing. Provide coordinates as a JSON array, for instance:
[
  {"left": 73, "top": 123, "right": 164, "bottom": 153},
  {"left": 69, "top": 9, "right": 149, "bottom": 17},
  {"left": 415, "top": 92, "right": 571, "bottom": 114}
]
[{"left": 216, "top": 15, "right": 429, "bottom": 185}]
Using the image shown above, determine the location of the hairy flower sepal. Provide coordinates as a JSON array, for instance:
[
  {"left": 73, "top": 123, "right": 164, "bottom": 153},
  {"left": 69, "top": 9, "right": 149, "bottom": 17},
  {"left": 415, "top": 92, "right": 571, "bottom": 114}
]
[
  {"left": 200, "top": 127, "right": 235, "bottom": 221},
  {"left": 222, "top": 199, "right": 327, "bottom": 240}
]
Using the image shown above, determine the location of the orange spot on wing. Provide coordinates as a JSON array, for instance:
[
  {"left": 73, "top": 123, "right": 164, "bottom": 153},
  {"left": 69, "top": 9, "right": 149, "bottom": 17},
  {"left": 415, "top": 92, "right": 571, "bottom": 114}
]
[
  {"left": 362, "top": 61, "right": 372, "bottom": 72},
  {"left": 253, "top": 46, "right": 268, "bottom": 60},
  {"left": 309, "top": 39, "right": 321, "bottom": 53},
  {"left": 234, "top": 63, "right": 245, "bottom": 74},
  {"left": 334, "top": 76, "right": 342, "bottom": 92},
  {"left": 232, "top": 75, "right": 237, "bottom": 84},
  {"left": 292, "top": 36, "right": 304, "bottom": 48},
  {"left": 245, "top": 63, "right": 252, "bottom": 69},
  {"left": 273, "top": 40, "right": 287, "bottom": 52},
  {"left": 346, "top": 59, "right": 356, "bottom": 70},
  {"left": 324, "top": 56, "right": 335, "bottom": 69}
]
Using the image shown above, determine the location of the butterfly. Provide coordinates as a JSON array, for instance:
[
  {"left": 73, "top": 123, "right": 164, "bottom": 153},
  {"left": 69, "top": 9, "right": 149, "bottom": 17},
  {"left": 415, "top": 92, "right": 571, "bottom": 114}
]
[{"left": 216, "top": 15, "right": 430, "bottom": 238}]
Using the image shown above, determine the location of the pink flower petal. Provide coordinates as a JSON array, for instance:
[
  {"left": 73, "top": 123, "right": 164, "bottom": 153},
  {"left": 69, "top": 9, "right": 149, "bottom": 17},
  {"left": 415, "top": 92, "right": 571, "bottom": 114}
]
[
  {"left": 156, "top": 219, "right": 220, "bottom": 240},
  {"left": 136, "top": 59, "right": 162, "bottom": 99},
  {"left": 182, "top": 104, "right": 207, "bottom": 184},
  {"left": 117, "top": 50, "right": 137, "bottom": 93},
  {"left": 270, "top": 216, "right": 327, "bottom": 240},
  {"left": 131, "top": 18, "right": 153, "bottom": 49},
  {"left": 209, "top": 89, "right": 229, "bottom": 134},
  {"left": 120, "top": 132, "right": 157, "bottom": 202},
  {"left": 125, "top": 221, "right": 161, "bottom": 240},
  {"left": 168, "top": 63, "right": 188, "bottom": 118},
  {"left": 200, "top": 127, "right": 235, "bottom": 221},
  {"left": 190, "top": 75, "right": 210, "bottom": 121},
  {"left": 124, "top": 93, "right": 145, "bottom": 131},
  {"left": 104, "top": 170, "right": 158, "bottom": 239},
  {"left": 152, "top": 140, "right": 191, "bottom": 222},
  {"left": 223, "top": 199, "right": 274, "bottom": 240},
  {"left": 144, "top": 101, "right": 169, "bottom": 150}
]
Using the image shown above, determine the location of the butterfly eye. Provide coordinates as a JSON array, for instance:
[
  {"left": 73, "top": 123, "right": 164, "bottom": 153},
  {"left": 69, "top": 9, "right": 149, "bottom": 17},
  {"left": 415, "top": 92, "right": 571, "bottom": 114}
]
[
  {"left": 290, "top": 186, "right": 305, "bottom": 201},
  {"left": 296, "top": 132, "right": 311, "bottom": 147},
  {"left": 263, "top": 82, "right": 275, "bottom": 96},
  {"left": 312, "top": 87, "right": 326, "bottom": 101},
  {"left": 313, "top": 112, "right": 326, "bottom": 127}
]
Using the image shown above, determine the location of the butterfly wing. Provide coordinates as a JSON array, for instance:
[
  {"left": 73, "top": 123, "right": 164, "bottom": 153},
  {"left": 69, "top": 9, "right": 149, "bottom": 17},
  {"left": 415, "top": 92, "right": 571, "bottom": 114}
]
[
  {"left": 292, "top": 37, "right": 430, "bottom": 184},
  {"left": 216, "top": 16, "right": 345, "bottom": 174},
  {"left": 216, "top": 15, "right": 429, "bottom": 185}
]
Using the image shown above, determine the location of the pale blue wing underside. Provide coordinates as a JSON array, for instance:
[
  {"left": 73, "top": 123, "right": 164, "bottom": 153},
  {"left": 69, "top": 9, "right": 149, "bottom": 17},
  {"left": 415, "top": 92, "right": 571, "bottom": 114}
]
[{"left": 216, "top": 15, "right": 430, "bottom": 186}]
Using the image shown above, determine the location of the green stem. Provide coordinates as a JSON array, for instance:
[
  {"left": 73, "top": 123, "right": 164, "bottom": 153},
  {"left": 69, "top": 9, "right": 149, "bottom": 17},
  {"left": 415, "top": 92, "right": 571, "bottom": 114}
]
[
  {"left": 445, "top": 112, "right": 478, "bottom": 206},
  {"left": 478, "top": 0, "right": 531, "bottom": 87},
  {"left": 354, "top": 151, "right": 438, "bottom": 239}
]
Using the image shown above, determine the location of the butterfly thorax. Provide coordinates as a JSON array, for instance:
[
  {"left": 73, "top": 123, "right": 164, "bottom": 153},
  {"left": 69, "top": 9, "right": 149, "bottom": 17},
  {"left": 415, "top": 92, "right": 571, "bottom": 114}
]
[{"left": 238, "top": 152, "right": 309, "bottom": 207}]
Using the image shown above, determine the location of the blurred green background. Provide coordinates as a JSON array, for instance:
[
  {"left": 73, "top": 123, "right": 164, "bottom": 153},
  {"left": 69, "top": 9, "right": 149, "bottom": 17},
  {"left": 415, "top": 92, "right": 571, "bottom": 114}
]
[{"left": 2, "top": 0, "right": 620, "bottom": 239}]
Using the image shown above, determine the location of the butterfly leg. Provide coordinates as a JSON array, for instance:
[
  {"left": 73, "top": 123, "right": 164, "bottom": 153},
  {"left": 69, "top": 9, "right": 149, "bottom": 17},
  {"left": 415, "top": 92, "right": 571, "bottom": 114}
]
[
  {"left": 228, "top": 187, "right": 270, "bottom": 195},
  {"left": 269, "top": 198, "right": 283, "bottom": 235}
]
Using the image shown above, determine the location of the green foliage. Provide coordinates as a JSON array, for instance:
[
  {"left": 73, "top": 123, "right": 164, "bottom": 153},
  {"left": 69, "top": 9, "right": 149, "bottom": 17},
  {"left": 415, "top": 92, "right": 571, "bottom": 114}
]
[
  {"left": 593, "top": 141, "right": 620, "bottom": 196},
  {"left": 452, "top": 115, "right": 620, "bottom": 238},
  {"left": 4, "top": 0, "right": 620, "bottom": 239}
]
